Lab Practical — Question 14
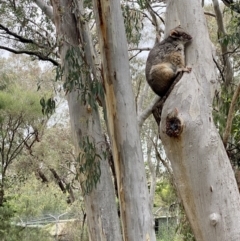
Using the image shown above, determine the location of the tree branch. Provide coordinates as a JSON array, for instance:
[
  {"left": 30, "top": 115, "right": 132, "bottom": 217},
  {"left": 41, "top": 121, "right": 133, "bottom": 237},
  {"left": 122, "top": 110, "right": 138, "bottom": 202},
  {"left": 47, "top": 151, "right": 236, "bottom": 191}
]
[
  {"left": 212, "top": 0, "right": 234, "bottom": 85},
  {"left": 128, "top": 47, "right": 151, "bottom": 51},
  {"left": 0, "top": 24, "right": 35, "bottom": 44},
  {"left": 129, "top": 8, "right": 154, "bottom": 25},
  {"left": 147, "top": 2, "right": 165, "bottom": 25},
  {"left": 222, "top": 45, "right": 240, "bottom": 55},
  {"left": 138, "top": 96, "right": 160, "bottom": 129},
  {"left": 36, "top": 168, "right": 49, "bottom": 183},
  {"left": 204, "top": 11, "right": 216, "bottom": 17},
  {"left": 0, "top": 46, "right": 60, "bottom": 66},
  {"left": 221, "top": 0, "right": 240, "bottom": 14},
  {"left": 34, "top": 0, "right": 54, "bottom": 21},
  {"left": 0, "top": 24, "right": 53, "bottom": 50},
  {"left": 223, "top": 83, "right": 240, "bottom": 147},
  {"left": 213, "top": 56, "right": 225, "bottom": 83},
  {"left": 129, "top": 48, "right": 151, "bottom": 60},
  {"left": 23, "top": 18, "right": 55, "bottom": 48},
  {"left": 152, "top": 141, "right": 173, "bottom": 175},
  {"left": 129, "top": 50, "right": 142, "bottom": 61},
  {"left": 49, "top": 168, "right": 66, "bottom": 193},
  {"left": 146, "top": 1, "right": 164, "bottom": 44}
]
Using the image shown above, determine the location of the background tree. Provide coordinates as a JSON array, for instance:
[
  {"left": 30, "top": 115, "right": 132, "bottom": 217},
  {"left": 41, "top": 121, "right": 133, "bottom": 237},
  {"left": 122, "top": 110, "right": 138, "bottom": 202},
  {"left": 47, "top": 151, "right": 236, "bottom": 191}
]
[
  {"left": 0, "top": 56, "right": 54, "bottom": 241},
  {"left": 0, "top": 54, "right": 87, "bottom": 241},
  {"left": 0, "top": 77, "right": 46, "bottom": 205}
]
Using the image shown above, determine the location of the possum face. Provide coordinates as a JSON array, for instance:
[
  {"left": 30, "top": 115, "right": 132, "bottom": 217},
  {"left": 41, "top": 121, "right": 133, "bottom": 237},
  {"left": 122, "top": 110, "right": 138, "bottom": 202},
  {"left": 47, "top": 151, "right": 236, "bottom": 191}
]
[{"left": 169, "top": 26, "right": 192, "bottom": 44}]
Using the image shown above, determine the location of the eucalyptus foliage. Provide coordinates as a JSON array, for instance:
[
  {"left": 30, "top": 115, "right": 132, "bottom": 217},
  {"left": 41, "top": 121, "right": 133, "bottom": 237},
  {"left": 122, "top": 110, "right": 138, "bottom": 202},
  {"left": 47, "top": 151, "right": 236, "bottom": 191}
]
[{"left": 77, "top": 136, "right": 102, "bottom": 195}]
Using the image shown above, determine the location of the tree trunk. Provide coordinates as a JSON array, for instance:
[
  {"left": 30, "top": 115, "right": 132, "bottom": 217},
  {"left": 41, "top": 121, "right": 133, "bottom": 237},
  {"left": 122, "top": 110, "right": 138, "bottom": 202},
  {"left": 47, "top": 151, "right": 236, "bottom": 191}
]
[
  {"left": 0, "top": 182, "right": 4, "bottom": 206},
  {"left": 93, "top": 1, "right": 156, "bottom": 240},
  {"left": 51, "top": 1, "right": 122, "bottom": 240},
  {"left": 68, "top": 91, "right": 122, "bottom": 241},
  {"left": 159, "top": 1, "right": 240, "bottom": 240}
]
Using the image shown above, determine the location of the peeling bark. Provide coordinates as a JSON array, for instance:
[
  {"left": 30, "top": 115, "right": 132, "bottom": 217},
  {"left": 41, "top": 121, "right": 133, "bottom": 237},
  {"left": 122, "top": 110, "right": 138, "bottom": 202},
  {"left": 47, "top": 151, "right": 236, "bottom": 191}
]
[{"left": 93, "top": 0, "right": 156, "bottom": 240}]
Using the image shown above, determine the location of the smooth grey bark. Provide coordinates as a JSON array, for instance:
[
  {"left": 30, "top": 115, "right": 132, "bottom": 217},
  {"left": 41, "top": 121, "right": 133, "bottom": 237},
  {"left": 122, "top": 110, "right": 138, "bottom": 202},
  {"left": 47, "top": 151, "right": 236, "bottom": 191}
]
[
  {"left": 68, "top": 91, "right": 122, "bottom": 241},
  {"left": 51, "top": 1, "right": 122, "bottom": 240},
  {"left": 159, "top": 1, "right": 240, "bottom": 240},
  {"left": 93, "top": 0, "right": 156, "bottom": 240},
  {"left": 34, "top": 0, "right": 53, "bottom": 21}
]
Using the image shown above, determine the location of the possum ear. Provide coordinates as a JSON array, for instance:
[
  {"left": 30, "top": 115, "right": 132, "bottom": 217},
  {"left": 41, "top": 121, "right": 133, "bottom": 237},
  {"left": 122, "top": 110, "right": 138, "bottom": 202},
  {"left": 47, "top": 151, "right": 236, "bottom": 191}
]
[
  {"left": 169, "top": 29, "right": 180, "bottom": 38},
  {"left": 169, "top": 25, "right": 183, "bottom": 38}
]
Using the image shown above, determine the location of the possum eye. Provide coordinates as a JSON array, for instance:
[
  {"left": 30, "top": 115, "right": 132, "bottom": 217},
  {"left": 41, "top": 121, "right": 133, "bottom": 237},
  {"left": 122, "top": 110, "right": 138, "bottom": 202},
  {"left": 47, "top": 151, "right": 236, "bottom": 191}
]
[
  {"left": 183, "top": 33, "right": 192, "bottom": 40},
  {"left": 174, "top": 33, "right": 180, "bottom": 38}
]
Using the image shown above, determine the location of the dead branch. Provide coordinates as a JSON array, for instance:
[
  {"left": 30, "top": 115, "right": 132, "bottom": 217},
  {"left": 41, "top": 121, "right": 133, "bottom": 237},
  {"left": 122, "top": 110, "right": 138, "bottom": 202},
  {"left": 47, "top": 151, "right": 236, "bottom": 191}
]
[{"left": 0, "top": 46, "right": 60, "bottom": 66}]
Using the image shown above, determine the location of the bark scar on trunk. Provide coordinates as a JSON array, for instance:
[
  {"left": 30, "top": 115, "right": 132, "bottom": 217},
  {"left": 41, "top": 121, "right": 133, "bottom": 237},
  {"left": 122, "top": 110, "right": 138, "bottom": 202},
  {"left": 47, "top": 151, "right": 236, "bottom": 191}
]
[
  {"left": 166, "top": 108, "right": 183, "bottom": 137},
  {"left": 209, "top": 213, "right": 220, "bottom": 226}
]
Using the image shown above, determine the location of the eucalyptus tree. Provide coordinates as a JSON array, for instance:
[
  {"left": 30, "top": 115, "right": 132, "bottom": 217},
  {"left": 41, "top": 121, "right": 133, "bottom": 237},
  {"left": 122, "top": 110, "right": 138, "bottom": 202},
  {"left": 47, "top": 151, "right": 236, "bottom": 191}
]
[
  {"left": 1, "top": 0, "right": 240, "bottom": 241},
  {"left": 0, "top": 0, "right": 160, "bottom": 239},
  {"left": 0, "top": 78, "right": 44, "bottom": 206},
  {"left": 156, "top": 1, "right": 240, "bottom": 240},
  {"left": 92, "top": 1, "right": 156, "bottom": 239}
]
